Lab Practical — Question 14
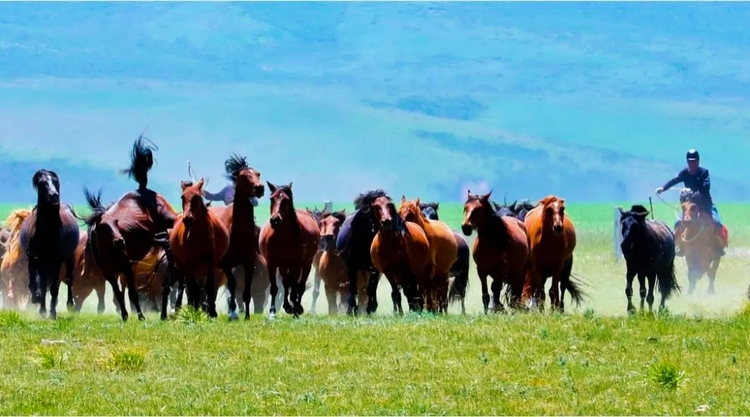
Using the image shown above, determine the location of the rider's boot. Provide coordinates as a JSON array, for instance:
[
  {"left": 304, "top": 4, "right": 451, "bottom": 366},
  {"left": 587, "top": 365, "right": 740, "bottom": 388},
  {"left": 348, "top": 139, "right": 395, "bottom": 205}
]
[
  {"left": 716, "top": 227, "right": 727, "bottom": 256},
  {"left": 674, "top": 223, "right": 685, "bottom": 257}
]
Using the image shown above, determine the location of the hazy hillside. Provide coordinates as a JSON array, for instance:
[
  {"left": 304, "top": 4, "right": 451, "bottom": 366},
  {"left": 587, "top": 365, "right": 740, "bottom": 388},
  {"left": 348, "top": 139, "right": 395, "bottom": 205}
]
[{"left": 1, "top": 2, "right": 748, "bottom": 204}]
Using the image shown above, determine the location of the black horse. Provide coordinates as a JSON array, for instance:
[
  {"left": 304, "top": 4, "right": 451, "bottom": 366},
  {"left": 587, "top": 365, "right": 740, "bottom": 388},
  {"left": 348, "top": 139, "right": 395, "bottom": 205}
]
[
  {"left": 418, "top": 201, "right": 471, "bottom": 314},
  {"left": 491, "top": 199, "right": 536, "bottom": 221},
  {"left": 618, "top": 204, "right": 680, "bottom": 313},
  {"left": 19, "top": 169, "right": 80, "bottom": 319},
  {"left": 336, "top": 190, "right": 386, "bottom": 315}
]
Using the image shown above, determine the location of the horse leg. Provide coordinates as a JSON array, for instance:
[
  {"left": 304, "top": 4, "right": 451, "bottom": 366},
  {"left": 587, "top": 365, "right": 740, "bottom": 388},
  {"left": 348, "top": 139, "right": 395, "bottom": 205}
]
[
  {"left": 707, "top": 258, "right": 719, "bottom": 295},
  {"left": 365, "top": 269, "right": 380, "bottom": 315},
  {"left": 205, "top": 267, "right": 218, "bottom": 319},
  {"left": 267, "top": 263, "right": 279, "bottom": 319},
  {"left": 64, "top": 256, "right": 75, "bottom": 312},
  {"left": 27, "top": 260, "right": 41, "bottom": 305},
  {"left": 478, "top": 271, "right": 490, "bottom": 314},
  {"left": 686, "top": 257, "right": 698, "bottom": 295},
  {"left": 386, "top": 274, "right": 403, "bottom": 316},
  {"left": 549, "top": 271, "right": 561, "bottom": 311},
  {"left": 346, "top": 264, "right": 359, "bottom": 316},
  {"left": 222, "top": 264, "right": 239, "bottom": 321},
  {"left": 636, "top": 273, "right": 647, "bottom": 312},
  {"left": 625, "top": 270, "right": 636, "bottom": 314},
  {"left": 122, "top": 267, "right": 146, "bottom": 321},
  {"left": 106, "top": 274, "right": 128, "bottom": 321},
  {"left": 293, "top": 265, "right": 310, "bottom": 317},
  {"left": 646, "top": 273, "right": 656, "bottom": 313},
  {"left": 46, "top": 263, "right": 62, "bottom": 320},
  {"left": 326, "top": 283, "right": 338, "bottom": 315},
  {"left": 490, "top": 277, "right": 505, "bottom": 313},
  {"left": 241, "top": 261, "right": 257, "bottom": 321},
  {"left": 95, "top": 282, "right": 106, "bottom": 314},
  {"left": 310, "top": 266, "right": 322, "bottom": 315}
]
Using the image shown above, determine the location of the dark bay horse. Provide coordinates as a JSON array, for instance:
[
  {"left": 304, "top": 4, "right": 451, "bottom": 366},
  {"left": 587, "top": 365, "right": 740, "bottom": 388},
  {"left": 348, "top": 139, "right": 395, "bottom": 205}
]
[
  {"left": 680, "top": 192, "right": 722, "bottom": 295},
  {"left": 522, "top": 195, "right": 585, "bottom": 312},
  {"left": 493, "top": 200, "right": 536, "bottom": 221},
  {"left": 461, "top": 190, "right": 529, "bottom": 313},
  {"left": 259, "top": 182, "right": 320, "bottom": 318},
  {"left": 399, "top": 197, "right": 457, "bottom": 313},
  {"left": 170, "top": 179, "right": 230, "bottom": 317},
  {"left": 208, "top": 154, "right": 265, "bottom": 320},
  {"left": 618, "top": 205, "right": 680, "bottom": 313},
  {"left": 336, "top": 190, "right": 386, "bottom": 316},
  {"left": 19, "top": 169, "right": 80, "bottom": 319},
  {"left": 370, "top": 194, "right": 431, "bottom": 314},
  {"left": 419, "top": 201, "right": 471, "bottom": 314},
  {"left": 83, "top": 136, "right": 178, "bottom": 321}
]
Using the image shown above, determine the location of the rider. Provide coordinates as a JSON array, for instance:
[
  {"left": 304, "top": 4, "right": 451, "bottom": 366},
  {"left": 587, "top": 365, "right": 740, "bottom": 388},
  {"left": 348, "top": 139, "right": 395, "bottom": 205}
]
[{"left": 655, "top": 149, "right": 725, "bottom": 257}]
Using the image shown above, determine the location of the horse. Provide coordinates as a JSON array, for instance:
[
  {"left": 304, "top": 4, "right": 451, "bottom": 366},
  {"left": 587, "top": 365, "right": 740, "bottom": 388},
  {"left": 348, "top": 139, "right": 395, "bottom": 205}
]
[
  {"left": 306, "top": 206, "right": 326, "bottom": 314},
  {"left": 522, "top": 195, "right": 585, "bottom": 312},
  {"left": 679, "top": 192, "right": 722, "bottom": 295},
  {"left": 83, "top": 135, "right": 179, "bottom": 321},
  {"left": 1, "top": 209, "right": 32, "bottom": 309},
  {"left": 418, "top": 201, "right": 471, "bottom": 314},
  {"left": 208, "top": 154, "right": 266, "bottom": 320},
  {"left": 310, "top": 209, "right": 366, "bottom": 314},
  {"left": 259, "top": 182, "right": 320, "bottom": 318},
  {"left": 169, "top": 179, "right": 230, "bottom": 317},
  {"left": 370, "top": 194, "right": 432, "bottom": 314},
  {"left": 618, "top": 205, "right": 680, "bottom": 313},
  {"left": 461, "top": 190, "right": 530, "bottom": 313},
  {"left": 492, "top": 200, "right": 536, "bottom": 221},
  {"left": 399, "top": 196, "right": 457, "bottom": 313},
  {"left": 336, "top": 190, "right": 386, "bottom": 316},
  {"left": 19, "top": 169, "right": 80, "bottom": 319}
]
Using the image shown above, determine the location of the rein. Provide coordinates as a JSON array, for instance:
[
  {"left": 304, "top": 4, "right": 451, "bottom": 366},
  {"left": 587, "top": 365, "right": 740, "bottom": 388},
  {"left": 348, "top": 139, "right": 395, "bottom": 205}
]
[
  {"left": 654, "top": 190, "right": 682, "bottom": 221},
  {"left": 681, "top": 221, "right": 704, "bottom": 244}
]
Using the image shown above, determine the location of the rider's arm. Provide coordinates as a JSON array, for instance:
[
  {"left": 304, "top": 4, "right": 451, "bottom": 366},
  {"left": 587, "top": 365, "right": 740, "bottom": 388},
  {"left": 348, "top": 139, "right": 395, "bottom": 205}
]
[
  {"left": 661, "top": 170, "right": 687, "bottom": 191},
  {"left": 701, "top": 169, "right": 711, "bottom": 191}
]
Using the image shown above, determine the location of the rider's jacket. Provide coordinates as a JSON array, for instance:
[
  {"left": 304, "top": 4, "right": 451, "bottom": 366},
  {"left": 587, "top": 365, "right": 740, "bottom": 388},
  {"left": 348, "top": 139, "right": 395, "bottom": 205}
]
[{"left": 662, "top": 167, "right": 713, "bottom": 211}]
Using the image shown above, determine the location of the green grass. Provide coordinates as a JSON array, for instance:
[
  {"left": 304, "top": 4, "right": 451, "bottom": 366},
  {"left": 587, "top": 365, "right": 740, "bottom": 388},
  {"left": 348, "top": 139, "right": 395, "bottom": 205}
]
[{"left": 2, "top": 199, "right": 750, "bottom": 415}]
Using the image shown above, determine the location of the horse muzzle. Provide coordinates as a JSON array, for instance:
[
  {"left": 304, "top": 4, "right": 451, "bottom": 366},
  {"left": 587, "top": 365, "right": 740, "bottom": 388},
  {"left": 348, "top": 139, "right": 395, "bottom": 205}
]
[
  {"left": 380, "top": 218, "right": 393, "bottom": 230},
  {"left": 553, "top": 224, "right": 564, "bottom": 234},
  {"left": 254, "top": 185, "right": 265, "bottom": 198},
  {"left": 270, "top": 216, "right": 282, "bottom": 229},
  {"left": 183, "top": 216, "right": 194, "bottom": 228},
  {"left": 461, "top": 224, "right": 473, "bottom": 236},
  {"left": 320, "top": 235, "right": 335, "bottom": 250}
]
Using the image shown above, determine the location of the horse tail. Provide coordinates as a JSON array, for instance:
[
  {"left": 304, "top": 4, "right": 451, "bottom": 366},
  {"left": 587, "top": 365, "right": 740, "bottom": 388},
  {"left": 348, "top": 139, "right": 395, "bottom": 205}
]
[
  {"left": 1, "top": 208, "right": 32, "bottom": 266},
  {"left": 120, "top": 134, "right": 157, "bottom": 189},
  {"left": 657, "top": 257, "right": 681, "bottom": 300},
  {"left": 561, "top": 256, "right": 587, "bottom": 307},
  {"left": 447, "top": 250, "right": 470, "bottom": 306}
]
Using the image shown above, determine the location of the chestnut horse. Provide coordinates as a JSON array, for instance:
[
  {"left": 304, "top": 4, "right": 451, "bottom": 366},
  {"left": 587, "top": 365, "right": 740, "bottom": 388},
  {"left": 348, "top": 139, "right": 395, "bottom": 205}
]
[
  {"left": 306, "top": 206, "right": 326, "bottom": 314},
  {"left": 461, "top": 190, "right": 529, "bottom": 313},
  {"left": 170, "top": 179, "right": 230, "bottom": 317},
  {"left": 370, "top": 194, "right": 432, "bottom": 314},
  {"left": 680, "top": 196, "right": 721, "bottom": 295},
  {"left": 522, "top": 195, "right": 585, "bottom": 312},
  {"left": 83, "top": 135, "right": 178, "bottom": 321},
  {"left": 399, "top": 197, "right": 457, "bottom": 313},
  {"left": 20, "top": 169, "right": 80, "bottom": 319},
  {"left": 259, "top": 182, "right": 320, "bottom": 318},
  {"left": 208, "top": 154, "right": 265, "bottom": 320},
  {"left": 1, "top": 209, "right": 32, "bottom": 309},
  {"left": 315, "top": 209, "right": 367, "bottom": 314}
]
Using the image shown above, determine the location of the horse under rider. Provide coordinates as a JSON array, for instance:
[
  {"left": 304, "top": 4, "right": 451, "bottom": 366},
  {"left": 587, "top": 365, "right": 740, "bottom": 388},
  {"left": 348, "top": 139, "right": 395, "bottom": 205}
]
[
  {"left": 655, "top": 149, "right": 725, "bottom": 257},
  {"left": 202, "top": 183, "right": 259, "bottom": 207}
]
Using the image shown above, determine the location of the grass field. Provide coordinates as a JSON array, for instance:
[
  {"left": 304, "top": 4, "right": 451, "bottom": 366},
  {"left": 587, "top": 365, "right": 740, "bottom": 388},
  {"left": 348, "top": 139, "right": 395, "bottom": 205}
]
[{"left": 2, "top": 198, "right": 750, "bottom": 415}]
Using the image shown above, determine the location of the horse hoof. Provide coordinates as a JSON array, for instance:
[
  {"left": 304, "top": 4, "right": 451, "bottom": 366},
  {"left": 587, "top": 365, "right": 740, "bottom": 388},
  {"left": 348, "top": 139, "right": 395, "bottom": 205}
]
[
  {"left": 138, "top": 314, "right": 146, "bottom": 321},
  {"left": 269, "top": 312, "right": 276, "bottom": 320},
  {"left": 229, "top": 310, "right": 239, "bottom": 321}
]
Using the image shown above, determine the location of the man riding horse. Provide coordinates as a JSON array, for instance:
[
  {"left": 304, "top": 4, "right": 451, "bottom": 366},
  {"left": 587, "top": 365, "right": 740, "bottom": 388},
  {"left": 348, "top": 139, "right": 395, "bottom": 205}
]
[
  {"left": 202, "top": 183, "right": 259, "bottom": 207},
  {"left": 655, "top": 149, "right": 726, "bottom": 257}
]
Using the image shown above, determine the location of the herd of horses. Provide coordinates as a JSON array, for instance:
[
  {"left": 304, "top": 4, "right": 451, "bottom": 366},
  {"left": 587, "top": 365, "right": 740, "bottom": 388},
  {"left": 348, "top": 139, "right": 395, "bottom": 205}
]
[{"left": 0, "top": 136, "right": 731, "bottom": 321}]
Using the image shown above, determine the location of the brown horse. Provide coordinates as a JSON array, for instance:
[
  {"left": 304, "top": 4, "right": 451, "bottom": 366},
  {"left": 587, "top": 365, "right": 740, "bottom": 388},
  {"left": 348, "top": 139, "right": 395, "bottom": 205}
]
[
  {"left": 680, "top": 198, "right": 721, "bottom": 294},
  {"left": 208, "top": 154, "right": 265, "bottom": 320},
  {"left": 461, "top": 190, "right": 530, "bottom": 313},
  {"left": 83, "top": 135, "right": 179, "bottom": 321},
  {"left": 399, "top": 196, "right": 457, "bottom": 313},
  {"left": 314, "top": 209, "right": 367, "bottom": 315},
  {"left": 522, "top": 195, "right": 585, "bottom": 312},
  {"left": 369, "top": 195, "right": 432, "bottom": 314},
  {"left": 170, "top": 179, "right": 230, "bottom": 317},
  {"left": 1, "top": 209, "right": 32, "bottom": 309},
  {"left": 305, "top": 207, "right": 326, "bottom": 314},
  {"left": 259, "top": 182, "right": 320, "bottom": 318}
]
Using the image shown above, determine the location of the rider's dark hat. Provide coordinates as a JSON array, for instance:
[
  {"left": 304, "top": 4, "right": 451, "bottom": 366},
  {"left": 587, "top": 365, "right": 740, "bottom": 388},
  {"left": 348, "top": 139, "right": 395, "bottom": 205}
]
[{"left": 686, "top": 149, "right": 700, "bottom": 160}]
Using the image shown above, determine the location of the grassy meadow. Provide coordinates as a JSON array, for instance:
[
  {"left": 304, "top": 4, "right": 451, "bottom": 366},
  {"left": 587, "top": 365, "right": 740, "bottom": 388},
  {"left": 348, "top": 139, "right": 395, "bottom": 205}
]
[{"left": 1, "top": 198, "right": 750, "bottom": 415}]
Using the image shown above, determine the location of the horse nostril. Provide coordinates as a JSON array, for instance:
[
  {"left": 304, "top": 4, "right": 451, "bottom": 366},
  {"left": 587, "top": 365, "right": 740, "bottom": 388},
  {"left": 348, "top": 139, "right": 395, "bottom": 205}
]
[
  {"left": 553, "top": 225, "right": 564, "bottom": 233},
  {"left": 183, "top": 217, "right": 193, "bottom": 227},
  {"left": 461, "top": 224, "right": 473, "bottom": 236}
]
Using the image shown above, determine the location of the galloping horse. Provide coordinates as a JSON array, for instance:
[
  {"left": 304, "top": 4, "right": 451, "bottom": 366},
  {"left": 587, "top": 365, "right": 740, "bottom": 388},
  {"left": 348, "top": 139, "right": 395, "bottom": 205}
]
[
  {"left": 418, "top": 201, "right": 471, "bottom": 314},
  {"left": 20, "top": 169, "right": 80, "bottom": 319},
  {"left": 619, "top": 205, "right": 680, "bottom": 313},
  {"left": 399, "top": 197, "right": 457, "bottom": 313},
  {"left": 522, "top": 195, "right": 585, "bottom": 312},
  {"left": 370, "top": 194, "right": 432, "bottom": 314},
  {"left": 336, "top": 190, "right": 386, "bottom": 316},
  {"left": 679, "top": 190, "right": 722, "bottom": 294},
  {"left": 170, "top": 179, "right": 230, "bottom": 317},
  {"left": 208, "top": 154, "right": 265, "bottom": 320},
  {"left": 259, "top": 182, "right": 320, "bottom": 318},
  {"left": 461, "top": 190, "right": 529, "bottom": 313},
  {"left": 83, "top": 135, "right": 178, "bottom": 321},
  {"left": 492, "top": 200, "right": 536, "bottom": 221},
  {"left": 306, "top": 206, "right": 326, "bottom": 314},
  {"left": 1, "top": 209, "right": 32, "bottom": 309}
]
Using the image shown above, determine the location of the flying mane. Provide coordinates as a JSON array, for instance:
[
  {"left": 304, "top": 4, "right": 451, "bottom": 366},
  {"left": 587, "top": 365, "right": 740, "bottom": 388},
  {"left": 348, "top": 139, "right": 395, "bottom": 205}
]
[
  {"left": 224, "top": 153, "right": 250, "bottom": 183},
  {"left": 119, "top": 134, "right": 157, "bottom": 190},
  {"left": 354, "top": 189, "right": 388, "bottom": 211},
  {"left": 1, "top": 209, "right": 32, "bottom": 266}
]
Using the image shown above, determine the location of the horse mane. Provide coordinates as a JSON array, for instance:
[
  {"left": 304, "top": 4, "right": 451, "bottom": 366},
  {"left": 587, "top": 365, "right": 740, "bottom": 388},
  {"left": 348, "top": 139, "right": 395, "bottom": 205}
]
[
  {"left": 119, "top": 134, "right": 157, "bottom": 189},
  {"left": 274, "top": 184, "right": 300, "bottom": 235},
  {"left": 538, "top": 195, "right": 561, "bottom": 208},
  {"left": 630, "top": 204, "right": 649, "bottom": 216},
  {"left": 1, "top": 208, "right": 32, "bottom": 265},
  {"left": 418, "top": 201, "right": 439, "bottom": 211},
  {"left": 354, "top": 189, "right": 388, "bottom": 211},
  {"left": 82, "top": 187, "right": 111, "bottom": 228},
  {"left": 321, "top": 209, "right": 347, "bottom": 225},
  {"left": 224, "top": 153, "right": 250, "bottom": 183}
]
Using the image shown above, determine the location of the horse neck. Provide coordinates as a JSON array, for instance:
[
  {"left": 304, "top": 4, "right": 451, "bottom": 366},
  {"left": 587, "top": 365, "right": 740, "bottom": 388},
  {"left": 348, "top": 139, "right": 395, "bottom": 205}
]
[
  {"left": 231, "top": 192, "right": 256, "bottom": 229},
  {"left": 477, "top": 212, "right": 506, "bottom": 236},
  {"left": 35, "top": 199, "right": 61, "bottom": 228}
]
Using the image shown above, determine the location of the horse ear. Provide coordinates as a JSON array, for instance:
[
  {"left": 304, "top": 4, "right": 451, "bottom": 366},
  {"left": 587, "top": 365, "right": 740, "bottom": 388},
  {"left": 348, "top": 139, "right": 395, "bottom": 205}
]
[
  {"left": 267, "top": 181, "right": 277, "bottom": 193},
  {"left": 287, "top": 182, "right": 293, "bottom": 189},
  {"left": 180, "top": 181, "right": 189, "bottom": 191},
  {"left": 466, "top": 189, "right": 472, "bottom": 199},
  {"left": 434, "top": 202, "right": 439, "bottom": 210},
  {"left": 481, "top": 190, "right": 493, "bottom": 201},
  {"left": 401, "top": 195, "right": 407, "bottom": 204},
  {"left": 617, "top": 207, "right": 626, "bottom": 216},
  {"left": 197, "top": 177, "right": 205, "bottom": 189},
  {"left": 415, "top": 197, "right": 421, "bottom": 206}
]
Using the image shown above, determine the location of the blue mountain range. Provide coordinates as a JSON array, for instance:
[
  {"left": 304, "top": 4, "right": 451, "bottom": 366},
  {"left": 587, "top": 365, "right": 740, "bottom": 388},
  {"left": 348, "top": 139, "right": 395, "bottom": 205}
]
[{"left": 1, "top": 2, "right": 748, "bottom": 205}]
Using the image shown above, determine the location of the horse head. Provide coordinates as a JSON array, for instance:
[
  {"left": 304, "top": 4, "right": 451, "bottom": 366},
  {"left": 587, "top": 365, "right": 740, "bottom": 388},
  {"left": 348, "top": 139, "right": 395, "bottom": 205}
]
[
  {"left": 370, "top": 195, "right": 404, "bottom": 235},
  {"left": 462, "top": 189, "right": 493, "bottom": 236},
  {"left": 318, "top": 209, "right": 346, "bottom": 251},
  {"left": 224, "top": 154, "right": 265, "bottom": 200},
  {"left": 32, "top": 169, "right": 61, "bottom": 207},
  {"left": 180, "top": 178, "right": 206, "bottom": 228},
  {"left": 618, "top": 205, "right": 650, "bottom": 248},
  {"left": 268, "top": 181, "right": 297, "bottom": 231},
  {"left": 398, "top": 196, "right": 425, "bottom": 224},
  {"left": 418, "top": 201, "right": 439, "bottom": 221},
  {"left": 539, "top": 195, "right": 567, "bottom": 235}
]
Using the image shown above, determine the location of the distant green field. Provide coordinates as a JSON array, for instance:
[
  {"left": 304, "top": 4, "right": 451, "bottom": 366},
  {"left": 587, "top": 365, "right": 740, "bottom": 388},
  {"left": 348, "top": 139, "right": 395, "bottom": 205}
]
[{"left": 2, "top": 199, "right": 750, "bottom": 415}]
